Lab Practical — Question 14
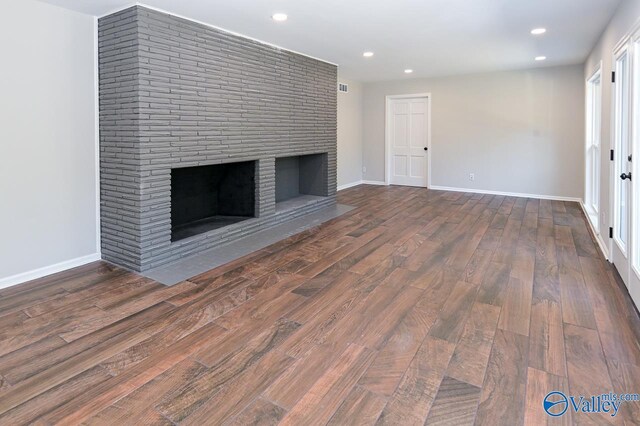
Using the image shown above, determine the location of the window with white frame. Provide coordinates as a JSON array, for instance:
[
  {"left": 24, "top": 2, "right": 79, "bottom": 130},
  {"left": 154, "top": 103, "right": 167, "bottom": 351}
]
[{"left": 585, "top": 67, "right": 602, "bottom": 231}]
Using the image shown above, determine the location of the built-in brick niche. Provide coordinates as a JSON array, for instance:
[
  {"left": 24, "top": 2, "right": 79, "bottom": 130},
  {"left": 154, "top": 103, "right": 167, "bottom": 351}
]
[{"left": 275, "top": 153, "right": 328, "bottom": 207}]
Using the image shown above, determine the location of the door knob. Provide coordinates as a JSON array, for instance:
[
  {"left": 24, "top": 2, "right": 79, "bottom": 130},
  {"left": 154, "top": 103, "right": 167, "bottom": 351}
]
[
  {"left": 423, "top": 147, "right": 428, "bottom": 151},
  {"left": 620, "top": 172, "right": 632, "bottom": 181}
]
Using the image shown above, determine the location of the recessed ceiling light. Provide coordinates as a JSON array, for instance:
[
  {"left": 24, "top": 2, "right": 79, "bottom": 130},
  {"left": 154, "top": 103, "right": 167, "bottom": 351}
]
[
  {"left": 531, "top": 28, "right": 546, "bottom": 35},
  {"left": 272, "top": 13, "right": 288, "bottom": 22},
  {"left": 404, "top": 69, "right": 413, "bottom": 74},
  {"left": 535, "top": 56, "right": 547, "bottom": 61},
  {"left": 363, "top": 51, "right": 374, "bottom": 58}
]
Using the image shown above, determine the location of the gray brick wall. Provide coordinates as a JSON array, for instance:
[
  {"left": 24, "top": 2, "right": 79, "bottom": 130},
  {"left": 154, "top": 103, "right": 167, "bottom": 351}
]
[{"left": 99, "top": 6, "right": 337, "bottom": 271}]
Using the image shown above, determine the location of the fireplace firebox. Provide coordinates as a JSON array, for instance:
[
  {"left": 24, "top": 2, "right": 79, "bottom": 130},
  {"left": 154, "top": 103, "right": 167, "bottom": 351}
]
[{"left": 171, "top": 161, "right": 256, "bottom": 241}]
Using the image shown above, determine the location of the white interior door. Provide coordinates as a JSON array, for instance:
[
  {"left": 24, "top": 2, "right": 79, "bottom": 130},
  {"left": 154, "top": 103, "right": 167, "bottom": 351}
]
[
  {"left": 388, "top": 97, "right": 429, "bottom": 187},
  {"left": 612, "top": 40, "right": 640, "bottom": 307},
  {"left": 630, "top": 35, "right": 640, "bottom": 305}
]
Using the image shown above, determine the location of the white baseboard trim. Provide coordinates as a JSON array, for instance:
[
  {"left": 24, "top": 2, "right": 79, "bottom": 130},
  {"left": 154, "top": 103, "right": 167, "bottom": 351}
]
[
  {"left": 337, "top": 180, "right": 387, "bottom": 191},
  {"left": 428, "top": 185, "right": 582, "bottom": 202},
  {"left": 580, "top": 202, "right": 610, "bottom": 261},
  {"left": 337, "top": 180, "right": 364, "bottom": 191},
  {"left": 0, "top": 253, "right": 102, "bottom": 290}
]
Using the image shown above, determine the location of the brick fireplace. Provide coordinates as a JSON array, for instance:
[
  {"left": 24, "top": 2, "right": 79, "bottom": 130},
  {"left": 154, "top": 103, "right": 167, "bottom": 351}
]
[{"left": 98, "top": 6, "right": 337, "bottom": 272}]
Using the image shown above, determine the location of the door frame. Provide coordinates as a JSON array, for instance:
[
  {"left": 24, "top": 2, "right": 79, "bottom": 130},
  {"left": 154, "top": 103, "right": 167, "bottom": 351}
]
[
  {"left": 610, "top": 39, "right": 632, "bottom": 271},
  {"left": 384, "top": 93, "right": 432, "bottom": 187},
  {"left": 632, "top": 28, "right": 640, "bottom": 297},
  {"left": 609, "top": 20, "right": 640, "bottom": 262},
  {"left": 609, "top": 30, "right": 640, "bottom": 306}
]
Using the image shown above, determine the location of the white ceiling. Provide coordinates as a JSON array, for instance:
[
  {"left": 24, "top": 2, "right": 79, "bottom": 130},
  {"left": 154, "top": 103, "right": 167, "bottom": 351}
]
[{"left": 40, "top": 0, "right": 622, "bottom": 82}]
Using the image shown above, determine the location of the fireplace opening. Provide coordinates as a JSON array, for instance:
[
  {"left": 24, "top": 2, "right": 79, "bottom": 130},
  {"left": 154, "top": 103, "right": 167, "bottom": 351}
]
[
  {"left": 171, "top": 161, "right": 256, "bottom": 241},
  {"left": 275, "top": 153, "right": 328, "bottom": 210}
]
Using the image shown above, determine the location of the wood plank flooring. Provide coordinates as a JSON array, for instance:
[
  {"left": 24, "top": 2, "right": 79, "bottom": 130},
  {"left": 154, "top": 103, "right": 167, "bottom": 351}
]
[{"left": 1, "top": 185, "right": 639, "bottom": 425}]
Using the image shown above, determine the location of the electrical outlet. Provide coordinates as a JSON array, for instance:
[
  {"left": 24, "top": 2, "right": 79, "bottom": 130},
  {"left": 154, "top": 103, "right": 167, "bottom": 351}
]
[{"left": 469, "top": 173, "right": 475, "bottom": 181}]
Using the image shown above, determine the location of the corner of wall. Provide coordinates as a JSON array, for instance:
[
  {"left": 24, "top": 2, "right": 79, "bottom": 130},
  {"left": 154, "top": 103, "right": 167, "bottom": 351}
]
[{"left": 337, "top": 75, "right": 366, "bottom": 188}]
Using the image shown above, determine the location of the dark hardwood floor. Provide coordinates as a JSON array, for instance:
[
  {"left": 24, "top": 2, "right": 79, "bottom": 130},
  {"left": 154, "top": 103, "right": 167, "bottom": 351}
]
[{"left": 1, "top": 184, "right": 639, "bottom": 425}]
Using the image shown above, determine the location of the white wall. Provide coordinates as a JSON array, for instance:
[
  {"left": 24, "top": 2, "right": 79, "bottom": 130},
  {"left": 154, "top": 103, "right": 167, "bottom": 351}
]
[
  {"left": 0, "top": 0, "right": 98, "bottom": 287},
  {"left": 584, "top": 0, "right": 640, "bottom": 254},
  {"left": 362, "top": 65, "right": 585, "bottom": 199},
  {"left": 337, "top": 76, "right": 364, "bottom": 188}
]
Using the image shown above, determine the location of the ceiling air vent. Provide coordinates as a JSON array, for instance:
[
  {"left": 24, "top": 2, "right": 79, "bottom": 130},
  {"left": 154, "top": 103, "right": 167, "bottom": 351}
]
[{"left": 338, "top": 83, "right": 348, "bottom": 93}]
